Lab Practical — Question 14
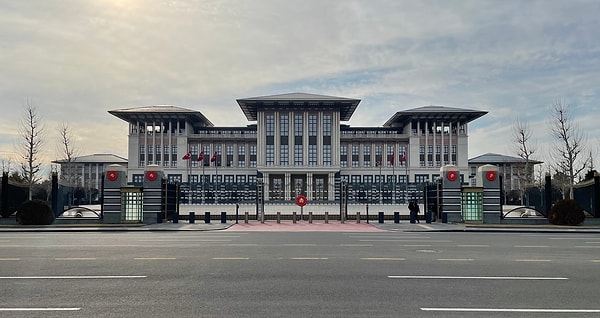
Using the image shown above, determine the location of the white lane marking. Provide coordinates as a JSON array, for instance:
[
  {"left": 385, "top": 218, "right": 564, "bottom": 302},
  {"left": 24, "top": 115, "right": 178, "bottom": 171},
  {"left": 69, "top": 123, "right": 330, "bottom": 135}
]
[
  {"left": 138, "top": 239, "right": 232, "bottom": 242},
  {"left": 417, "top": 224, "right": 435, "bottom": 230},
  {"left": 0, "top": 308, "right": 81, "bottom": 311},
  {"left": 0, "top": 258, "right": 20, "bottom": 261},
  {"left": 362, "top": 258, "right": 405, "bottom": 261},
  {"left": 421, "top": 308, "right": 600, "bottom": 313},
  {"left": 360, "top": 240, "right": 451, "bottom": 242},
  {"left": 0, "top": 276, "right": 146, "bottom": 279},
  {"left": 389, "top": 275, "right": 567, "bottom": 280},
  {"left": 575, "top": 246, "right": 600, "bottom": 248}
]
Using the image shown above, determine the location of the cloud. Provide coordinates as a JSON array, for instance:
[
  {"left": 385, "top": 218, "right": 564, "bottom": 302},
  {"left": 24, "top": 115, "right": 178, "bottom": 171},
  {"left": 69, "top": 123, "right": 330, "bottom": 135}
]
[{"left": 0, "top": 0, "right": 599, "bottom": 173}]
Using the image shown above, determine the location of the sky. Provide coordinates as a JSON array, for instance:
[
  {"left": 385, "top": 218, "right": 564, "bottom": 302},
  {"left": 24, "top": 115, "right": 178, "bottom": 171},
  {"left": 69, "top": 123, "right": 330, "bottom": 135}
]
[{"left": 1, "top": 0, "right": 599, "bottom": 176}]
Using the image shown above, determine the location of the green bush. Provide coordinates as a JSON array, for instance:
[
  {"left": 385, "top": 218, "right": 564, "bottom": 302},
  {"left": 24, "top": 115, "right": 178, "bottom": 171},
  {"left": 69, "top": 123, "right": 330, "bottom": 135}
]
[
  {"left": 16, "top": 200, "right": 54, "bottom": 225},
  {"left": 548, "top": 199, "right": 585, "bottom": 226}
]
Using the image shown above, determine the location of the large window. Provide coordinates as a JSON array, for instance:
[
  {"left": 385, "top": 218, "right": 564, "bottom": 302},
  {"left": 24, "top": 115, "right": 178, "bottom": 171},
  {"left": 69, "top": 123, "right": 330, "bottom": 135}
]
[
  {"left": 363, "top": 145, "right": 371, "bottom": 167},
  {"left": 266, "top": 145, "right": 275, "bottom": 166},
  {"left": 191, "top": 144, "right": 199, "bottom": 168},
  {"left": 323, "top": 144, "right": 331, "bottom": 166},
  {"left": 308, "top": 114, "right": 317, "bottom": 136},
  {"left": 352, "top": 145, "right": 359, "bottom": 168},
  {"left": 280, "top": 145, "right": 289, "bottom": 165},
  {"left": 340, "top": 145, "right": 347, "bottom": 168},
  {"left": 266, "top": 115, "right": 275, "bottom": 136},
  {"left": 238, "top": 145, "right": 246, "bottom": 167},
  {"left": 309, "top": 144, "right": 317, "bottom": 166},
  {"left": 294, "top": 144, "right": 303, "bottom": 166},
  {"left": 323, "top": 114, "right": 331, "bottom": 136},
  {"left": 250, "top": 145, "right": 257, "bottom": 168},
  {"left": 226, "top": 145, "right": 234, "bottom": 167},
  {"left": 280, "top": 114, "right": 288, "bottom": 136},
  {"left": 294, "top": 114, "right": 303, "bottom": 137}
]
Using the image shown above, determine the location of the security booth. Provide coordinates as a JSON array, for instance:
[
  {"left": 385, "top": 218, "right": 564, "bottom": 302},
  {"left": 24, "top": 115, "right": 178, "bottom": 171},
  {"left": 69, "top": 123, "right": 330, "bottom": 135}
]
[
  {"left": 142, "top": 164, "right": 165, "bottom": 224},
  {"left": 102, "top": 164, "right": 128, "bottom": 223},
  {"left": 477, "top": 164, "right": 501, "bottom": 223},
  {"left": 439, "top": 165, "right": 462, "bottom": 223}
]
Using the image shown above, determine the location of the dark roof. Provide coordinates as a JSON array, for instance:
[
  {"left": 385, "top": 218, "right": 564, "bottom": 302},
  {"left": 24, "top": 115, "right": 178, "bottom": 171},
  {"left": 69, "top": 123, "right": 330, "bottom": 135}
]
[
  {"left": 237, "top": 93, "right": 361, "bottom": 121},
  {"left": 52, "top": 153, "right": 128, "bottom": 164},
  {"left": 108, "top": 106, "right": 214, "bottom": 127},
  {"left": 383, "top": 106, "right": 487, "bottom": 127},
  {"left": 469, "top": 153, "right": 543, "bottom": 165}
]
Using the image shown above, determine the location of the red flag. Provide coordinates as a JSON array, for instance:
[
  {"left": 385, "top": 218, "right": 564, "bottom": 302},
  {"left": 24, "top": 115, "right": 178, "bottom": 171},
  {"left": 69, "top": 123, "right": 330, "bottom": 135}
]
[
  {"left": 210, "top": 152, "right": 217, "bottom": 163},
  {"left": 400, "top": 152, "right": 406, "bottom": 162},
  {"left": 389, "top": 154, "right": 395, "bottom": 165},
  {"left": 197, "top": 151, "right": 204, "bottom": 161},
  {"left": 182, "top": 152, "right": 191, "bottom": 160}
]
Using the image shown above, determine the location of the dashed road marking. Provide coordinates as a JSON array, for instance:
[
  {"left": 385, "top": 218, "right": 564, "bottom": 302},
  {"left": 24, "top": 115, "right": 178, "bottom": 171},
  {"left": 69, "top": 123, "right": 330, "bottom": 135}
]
[
  {"left": 0, "top": 308, "right": 81, "bottom": 312},
  {"left": 390, "top": 276, "right": 568, "bottom": 280},
  {"left": 421, "top": 308, "right": 600, "bottom": 313},
  {"left": 515, "top": 259, "right": 552, "bottom": 262},
  {"left": 0, "top": 258, "right": 20, "bottom": 261}
]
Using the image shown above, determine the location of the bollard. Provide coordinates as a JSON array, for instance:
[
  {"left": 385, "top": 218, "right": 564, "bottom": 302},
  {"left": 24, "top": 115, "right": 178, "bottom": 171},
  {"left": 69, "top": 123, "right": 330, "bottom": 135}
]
[
  {"left": 277, "top": 212, "right": 281, "bottom": 223},
  {"left": 204, "top": 212, "right": 211, "bottom": 224},
  {"left": 293, "top": 212, "right": 297, "bottom": 224},
  {"left": 173, "top": 212, "right": 179, "bottom": 224},
  {"left": 325, "top": 212, "right": 329, "bottom": 224},
  {"left": 426, "top": 210, "right": 432, "bottom": 224},
  {"left": 189, "top": 212, "right": 195, "bottom": 224},
  {"left": 356, "top": 212, "right": 361, "bottom": 223},
  {"left": 308, "top": 212, "right": 313, "bottom": 224},
  {"left": 442, "top": 212, "right": 448, "bottom": 223},
  {"left": 244, "top": 211, "right": 249, "bottom": 224},
  {"left": 378, "top": 212, "right": 384, "bottom": 224},
  {"left": 410, "top": 210, "right": 416, "bottom": 224},
  {"left": 235, "top": 204, "right": 239, "bottom": 224},
  {"left": 394, "top": 212, "right": 400, "bottom": 224},
  {"left": 221, "top": 212, "right": 227, "bottom": 224}
]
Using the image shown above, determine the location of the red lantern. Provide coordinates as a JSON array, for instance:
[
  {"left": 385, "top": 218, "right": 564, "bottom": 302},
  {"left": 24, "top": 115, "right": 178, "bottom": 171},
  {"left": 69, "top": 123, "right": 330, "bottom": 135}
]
[
  {"left": 146, "top": 171, "right": 157, "bottom": 181},
  {"left": 486, "top": 171, "right": 497, "bottom": 182},
  {"left": 446, "top": 171, "right": 458, "bottom": 182},
  {"left": 107, "top": 171, "right": 118, "bottom": 181},
  {"left": 295, "top": 195, "right": 307, "bottom": 207}
]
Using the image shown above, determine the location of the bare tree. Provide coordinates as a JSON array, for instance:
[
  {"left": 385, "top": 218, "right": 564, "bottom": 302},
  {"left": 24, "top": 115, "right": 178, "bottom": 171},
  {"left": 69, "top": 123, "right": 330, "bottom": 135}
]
[
  {"left": 512, "top": 118, "right": 537, "bottom": 204},
  {"left": 17, "top": 102, "right": 45, "bottom": 200},
  {"left": 548, "top": 100, "right": 586, "bottom": 199},
  {"left": 57, "top": 122, "right": 80, "bottom": 207}
]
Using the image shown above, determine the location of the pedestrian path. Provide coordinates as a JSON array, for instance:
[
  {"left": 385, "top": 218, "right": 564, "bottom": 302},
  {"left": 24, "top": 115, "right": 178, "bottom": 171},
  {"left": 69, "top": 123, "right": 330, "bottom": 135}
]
[{"left": 226, "top": 221, "right": 386, "bottom": 232}]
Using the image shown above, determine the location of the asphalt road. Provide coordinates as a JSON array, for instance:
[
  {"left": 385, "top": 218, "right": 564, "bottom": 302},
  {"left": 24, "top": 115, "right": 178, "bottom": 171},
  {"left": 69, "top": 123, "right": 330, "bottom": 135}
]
[{"left": 1, "top": 230, "right": 600, "bottom": 317}]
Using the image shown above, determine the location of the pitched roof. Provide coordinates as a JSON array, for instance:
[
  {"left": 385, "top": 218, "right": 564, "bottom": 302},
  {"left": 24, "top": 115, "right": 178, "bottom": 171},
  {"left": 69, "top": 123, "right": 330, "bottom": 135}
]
[
  {"left": 108, "top": 105, "right": 214, "bottom": 127},
  {"left": 383, "top": 105, "right": 487, "bottom": 127},
  {"left": 237, "top": 93, "right": 361, "bottom": 121},
  {"left": 468, "top": 153, "right": 543, "bottom": 164}
]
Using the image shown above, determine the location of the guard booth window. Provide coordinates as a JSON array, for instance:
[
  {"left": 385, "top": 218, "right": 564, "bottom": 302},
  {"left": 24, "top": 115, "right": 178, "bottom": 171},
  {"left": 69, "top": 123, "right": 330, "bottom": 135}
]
[
  {"left": 121, "top": 188, "right": 143, "bottom": 223},
  {"left": 461, "top": 188, "right": 483, "bottom": 222}
]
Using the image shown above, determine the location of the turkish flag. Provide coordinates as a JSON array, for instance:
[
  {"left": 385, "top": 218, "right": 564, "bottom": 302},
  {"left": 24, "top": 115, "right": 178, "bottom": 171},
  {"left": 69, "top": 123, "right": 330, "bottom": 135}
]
[
  {"left": 197, "top": 151, "right": 204, "bottom": 161},
  {"left": 389, "top": 154, "right": 395, "bottom": 165},
  {"left": 210, "top": 152, "right": 217, "bottom": 163},
  {"left": 400, "top": 152, "right": 406, "bottom": 162},
  {"left": 182, "top": 152, "right": 191, "bottom": 160}
]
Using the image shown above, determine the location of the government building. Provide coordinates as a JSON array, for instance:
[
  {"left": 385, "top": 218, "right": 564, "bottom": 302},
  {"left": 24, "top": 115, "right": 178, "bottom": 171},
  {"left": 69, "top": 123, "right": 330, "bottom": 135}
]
[{"left": 109, "top": 93, "right": 486, "bottom": 205}]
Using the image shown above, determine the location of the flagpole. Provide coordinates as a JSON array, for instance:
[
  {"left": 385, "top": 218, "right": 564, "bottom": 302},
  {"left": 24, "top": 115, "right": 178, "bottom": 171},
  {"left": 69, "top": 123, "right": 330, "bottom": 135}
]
[{"left": 392, "top": 155, "right": 395, "bottom": 204}]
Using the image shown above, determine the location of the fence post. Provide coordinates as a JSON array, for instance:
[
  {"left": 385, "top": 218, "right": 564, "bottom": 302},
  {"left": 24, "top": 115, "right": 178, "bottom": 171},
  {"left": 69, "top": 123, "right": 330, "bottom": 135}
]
[
  {"left": 244, "top": 211, "right": 249, "bottom": 223},
  {"left": 277, "top": 211, "right": 281, "bottom": 223},
  {"left": 308, "top": 212, "right": 313, "bottom": 224},
  {"left": 293, "top": 212, "right": 297, "bottom": 224},
  {"left": 204, "top": 211, "right": 210, "bottom": 224},
  {"left": 220, "top": 212, "right": 226, "bottom": 224},
  {"left": 325, "top": 212, "right": 329, "bottom": 224}
]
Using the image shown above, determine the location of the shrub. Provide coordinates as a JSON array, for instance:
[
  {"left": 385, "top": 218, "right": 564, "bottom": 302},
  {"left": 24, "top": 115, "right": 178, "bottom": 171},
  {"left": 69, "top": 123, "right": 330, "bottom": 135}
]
[
  {"left": 548, "top": 199, "right": 585, "bottom": 226},
  {"left": 16, "top": 200, "right": 54, "bottom": 225}
]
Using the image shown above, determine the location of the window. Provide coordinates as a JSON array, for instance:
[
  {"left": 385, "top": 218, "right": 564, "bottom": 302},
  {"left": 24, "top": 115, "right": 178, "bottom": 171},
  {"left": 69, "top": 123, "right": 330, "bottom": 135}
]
[
  {"left": 340, "top": 145, "right": 347, "bottom": 168},
  {"left": 294, "top": 114, "right": 303, "bottom": 137},
  {"left": 250, "top": 145, "right": 257, "bottom": 168},
  {"left": 266, "top": 145, "right": 275, "bottom": 166},
  {"left": 308, "top": 114, "right": 317, "bottom": 136},
  {"left": 139, "top": 144, "right": 145, "bottom": 167},
  {"left": 352, "top": 145, "right": 359, "bottom": 168},
  {"left": 294, "top": 144, "right": 303, "bottom": 165},
  {"left": 323, "top": 114, "right": 331, "bottom": 136},
  {"left": 191, "top": 144, "right": 199, "bottom": 168},
  {"left": 266, "top": 115, "right": 275, "bottom": 137},
  {"left": 226, "top": 145, "right": 233, "bottom": 167},
  {"left": 155, "top": 146, "right": 161, "bottom": 166},
  {"left": 364, "top": 175, "right": 373, "bottom": 184},
  {"left": 238, "top": 145, "right": 246, "bottom": 167},
  {"left": 280, "top": 114, "right": 288, "bottom": 136},
  {"left": 171, "top": 145, "right": 178, "bottom": 167},
  {"left": 375, "top": 145, "right": 382, "bottom": 166},
  {"left": 280, "top": 145, "right": 289, "bottom": 165},
  {"left": 363, "top": 145, "right": 371, "bottom": 167},
  {"left": 147, "top": 145, "right": 153, "bottom": 164},
  {"left": 415, "top": 174, "right": 429, "bottom": 183},
  {"left": 323, "top": 144, "right": 331, "bottom": 166},
  {"left": 309, "top": 144, "right": 317, "bottom": 166},
  {"left": 351, "top": 175, "right": 361, "bottom": 183}
]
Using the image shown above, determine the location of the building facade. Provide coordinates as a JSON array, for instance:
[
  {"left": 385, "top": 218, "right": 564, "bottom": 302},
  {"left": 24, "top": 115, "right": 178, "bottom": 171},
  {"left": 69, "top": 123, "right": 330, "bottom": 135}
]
[{"left": 109, "top": 93, "right": 486, "bottom": 204}]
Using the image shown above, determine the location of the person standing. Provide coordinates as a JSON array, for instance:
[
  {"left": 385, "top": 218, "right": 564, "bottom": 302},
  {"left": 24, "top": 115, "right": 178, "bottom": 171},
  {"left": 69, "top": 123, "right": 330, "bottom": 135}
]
[{"left": 409, "top": 200, "right": 420, "bottom": 224}]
